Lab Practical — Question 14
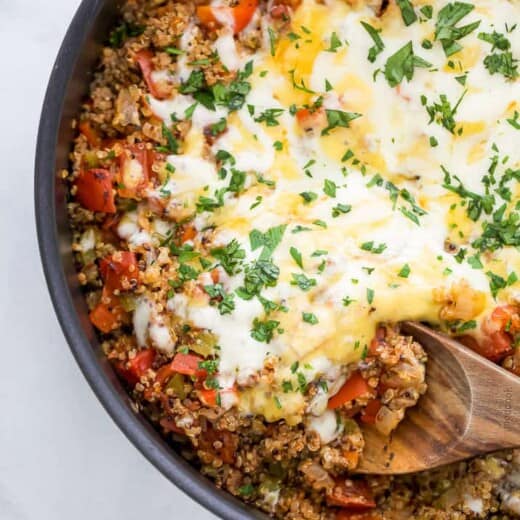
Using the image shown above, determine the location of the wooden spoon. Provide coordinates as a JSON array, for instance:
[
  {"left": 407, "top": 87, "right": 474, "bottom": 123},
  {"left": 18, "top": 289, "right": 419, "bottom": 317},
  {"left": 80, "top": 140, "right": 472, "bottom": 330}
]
[{"left": 357, "top": 321, "right": 520, "bottom": 474}]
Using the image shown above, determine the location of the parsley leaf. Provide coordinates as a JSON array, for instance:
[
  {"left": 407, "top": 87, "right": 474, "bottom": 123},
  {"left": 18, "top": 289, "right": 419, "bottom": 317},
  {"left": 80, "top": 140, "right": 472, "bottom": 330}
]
[
  {"left": 332, "top": 203, "right": 352, "bottom": 217},
  {"left": 254, "top": 108, "right": 284, "bottom": 126},
  {"left": 323, "top": 179, "right": 337, "bottom": 198},
  {"left": 396, "top": 0, "right": 417, "bottom": 26},
  {"left": 435, "top": 2, "right": 481, "bottom": 57},
  {"left": 360, "top": 21, "right": 385, "bottom": 63},
  {"left": 422, "top": 89, "right": 467, "bottom": 134},
  {"left": 360, "top": 241, "right": 387, "bottom": 254},
  {"left": 326, "top": 32, "right": 342, "bottom": 52},
  {"left": 290, "top": 273, "right": 317, "bottom": 291},
  {"left": 249, "top": 225, "right": 287, "bottom": 260},
  {"left": 251, "top": 318, "right": 280, "bottom": 343},
  {"left": 290, "top": 247, "right": 304, "bottom": 268},
  {"left": 302, "top": 312, "right": 319, "bottom": 324},
  {"left": 300, "top": 191, "right": 318, "bottom": 204},
  {"left": 384, "top": 41, "right": 431, "bottom": 87},
  {"left": 321, "top": 110, "right": 362, "bottom": 135},
  {"left": 398, "top": 263, "right": 411, "bottom": 278},
  {"left": 211, "top": 239, "right": 246, "bottom": 275}
]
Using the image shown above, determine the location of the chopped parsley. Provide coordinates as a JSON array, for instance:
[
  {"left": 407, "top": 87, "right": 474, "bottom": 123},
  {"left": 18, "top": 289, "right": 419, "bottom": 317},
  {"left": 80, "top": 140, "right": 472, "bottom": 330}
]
[
  {"left": 360, "top": 21, "right": 385, "bottom": 63},
  {"left": 325, "top": 32, "right": 342, "bottom": 52},
  {"left": 160, "top": 123, "right": 179, "bottom": 154},
  {"left": 507, "top": 111, "right": 520, "bottom": 130},
  {"left": 434, "top": 2, "right": 481, "bottom": 57},
  {"left": 396, "top": 0, "right": 417, "bottom": 26},
  {"left": 300, "top": 191, "right": 318, "bottom": 204},
  {"left": 323, "top": 179, "right": 337, "bottom": 198},
  {"left": 486, "top": 271, "right": 507, "bottom": 298},
  {"left": 332, "top": 203, "right": 352, "bottom": 217},
  {"left": 178, "top": 61, "right": 253, "bottom": 112},
  {"left": 302, "top": 312, "right": 319, "bottom": 324},
  {"left": 211, "top": 239, "right": 246, "bottom": 275},
  {"left": 360, "top": 241, "right": 387, "bottom": 254},
  {"left": 251, "top": 318, "right": 280, "bottom": 343},
  {"left": 420, "top": 5, "right": 433, "bottom": 20},
  {"left": 384, "top": 41, "right": 432, "bottom": 88},
  {"left": 254, "top": 108, "right": 284, "bottom": 126},
  {"left": 290, "top": 273, "right": 317, "bottom": 291},
  {"left": 398, "top": 263, "right": 411, "bottom": 278},
  {"left": 236, "top": 259, "right": 280, "bottom": 300},
  {"left": 322, "top": 110, "right": 362, "bottom": 135},
  {"left": 366, "top": 288, "right": 375, "bottom": 305},
  {"left": 204, "top": 284, "right": 235, "bottom": 315},
  {"left": 249, "top": 225, "right": 287, "bottom": 260},
  {"left": 422, "top": 90, "right": 466, "bottom": 134},
  {"left": 342, "top": 296, "right": 356, "bottom": 306},
  {"left": 290, "top": 247, "right": 304, "bottom": 268}
]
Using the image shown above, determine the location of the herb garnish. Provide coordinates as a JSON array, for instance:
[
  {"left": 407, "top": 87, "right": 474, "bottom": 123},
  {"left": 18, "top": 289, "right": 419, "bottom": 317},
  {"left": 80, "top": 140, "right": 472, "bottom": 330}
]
[
  {"left": 434, "top": 2, "right": 481, "bottom": 57},
  {"left": 360, "top": 22, "right": 384, "bottom": 63},
  {"left": 384, "top": 41, "right": 432, "bottom": 87}
]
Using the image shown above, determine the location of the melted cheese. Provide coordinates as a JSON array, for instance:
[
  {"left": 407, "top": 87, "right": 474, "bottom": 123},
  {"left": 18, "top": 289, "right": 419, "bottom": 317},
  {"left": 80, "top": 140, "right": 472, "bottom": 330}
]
[{"left": 141, "top": 0, "right": 520, "bottom": 423}]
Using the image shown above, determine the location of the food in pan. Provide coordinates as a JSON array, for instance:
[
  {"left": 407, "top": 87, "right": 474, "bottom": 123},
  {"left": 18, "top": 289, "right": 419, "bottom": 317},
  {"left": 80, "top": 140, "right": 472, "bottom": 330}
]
[{"left": 66, "top": 0, "right": 520, "bottom": 516}]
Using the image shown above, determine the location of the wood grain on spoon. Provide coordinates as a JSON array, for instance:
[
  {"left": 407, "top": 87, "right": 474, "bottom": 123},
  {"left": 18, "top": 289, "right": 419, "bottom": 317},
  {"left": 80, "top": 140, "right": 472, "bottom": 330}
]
[{"left": 357, "top": 321, "right": 520, "bottom": 475}]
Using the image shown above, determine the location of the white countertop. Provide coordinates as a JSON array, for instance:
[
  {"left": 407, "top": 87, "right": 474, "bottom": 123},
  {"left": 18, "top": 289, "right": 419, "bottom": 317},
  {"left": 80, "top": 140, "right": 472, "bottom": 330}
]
[{"left": 0, "top": 2, "right": 215, "bottom": 519}]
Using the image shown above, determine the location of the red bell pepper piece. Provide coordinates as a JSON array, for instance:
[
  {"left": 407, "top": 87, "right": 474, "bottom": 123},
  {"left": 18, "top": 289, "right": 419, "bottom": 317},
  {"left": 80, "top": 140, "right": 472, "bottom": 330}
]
[
  {"left": 197, "top": 0, "right": 258, "bottom": 34},
  {"left": 118, "top": 143, "right": 151, "bottom": 199},
  {"left": 116, "top": 348, "right": 156, "bottom": 386},
  {"left": 360, "top": 399, "right": 382, "bottom": 424},
  {"left": 75, "top": 168, "right": 116, "bottom": 213},
  {"left": 327, "top": 478, "right": 376, "bottom": 510},
  {"left": 328, "top": 371, "right": 373, "bottom": 410},
  {"left": 135, "top": 50, "right": 169, "bottom": 100},
  {"left": 89, "top": 301, "right": 125, "bottom": 333},
  {"left": 99, "top": 251, "right": 139, "bottom": 293}
]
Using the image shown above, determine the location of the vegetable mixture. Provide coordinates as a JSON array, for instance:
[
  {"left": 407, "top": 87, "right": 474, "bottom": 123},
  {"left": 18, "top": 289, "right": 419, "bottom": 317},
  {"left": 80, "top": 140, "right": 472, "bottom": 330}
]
[{"left": 66, "top": 0, "right": 520, "bottom": 517}]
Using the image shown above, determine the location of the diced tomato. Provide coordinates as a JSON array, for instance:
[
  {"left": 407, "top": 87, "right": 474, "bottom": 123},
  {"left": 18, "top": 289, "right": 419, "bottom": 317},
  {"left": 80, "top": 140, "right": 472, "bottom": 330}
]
[
  {"left": 89, "top": 301, "right": 125, "bottom": 333},
  {"left": 295, "top": 107, "right": 326, "bottom": 131},
  {"left": 135, "top": 50, "right": 169, "bottom": 100},
  {"left": 99, "top": 252, "right": 139, "bottom": 293},
  {"left": 75, "top": 168, "right": 116, "bottom": 213},
  {"left": 116, "top": 348, "right": 156, "bottom": 386},
  {"left": 198, "top": 387, "right": 237, "bottom": 407},
  {"left": 328, "top": 372, "right": 373, "bottom": 410},
  {"left": 327, "top": 478, "right": 376, "bottom": 510},
  {"left": 485, "top": 306, "right": 520, "bottom": 335},
  {"left": 459, "top": 332, "right": 513, "bottom": 363},
  {"left": 197, "top": 0, "right": 258, "bottom": 34},
  {"left": 79, "top": 121, "right": 101, "bottom": 148},
  {"left": 199, "top": 388, "right": 218, "bottom": 406},
  {"left": 360, "top": 399, "right": 382, "bottom": 424},
  {"left": 169, "top": 353, "right": 206, "bottom": 378},
  {"left": 118, "top": 143, "right": 151, "bottom": 199},
  {"left": 481, "top": 331, "right": 513, "bottom": 362},
  {"left": 180, "top": 224, "right": 197, "bottom": 243},
  {"left": 210, "top": 268, "right": 220, "bottom": 284}
]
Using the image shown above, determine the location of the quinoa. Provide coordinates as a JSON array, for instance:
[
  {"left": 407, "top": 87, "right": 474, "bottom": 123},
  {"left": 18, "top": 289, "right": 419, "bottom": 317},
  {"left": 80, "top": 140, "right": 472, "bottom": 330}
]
[{"left": 65, "top": 0, "right": 520, "bottom": 518}]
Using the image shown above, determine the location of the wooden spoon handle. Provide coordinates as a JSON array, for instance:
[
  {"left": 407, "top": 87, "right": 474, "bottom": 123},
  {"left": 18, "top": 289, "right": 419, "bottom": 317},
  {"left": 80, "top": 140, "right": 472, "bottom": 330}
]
[{"left": 402, "top": 322, "right": 520, "bottom": 451}]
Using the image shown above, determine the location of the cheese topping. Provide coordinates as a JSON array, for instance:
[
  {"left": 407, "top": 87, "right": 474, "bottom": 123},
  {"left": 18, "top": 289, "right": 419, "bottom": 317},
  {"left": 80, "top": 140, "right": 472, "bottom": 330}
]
[{"left": 135, "top": 0, "right": 519, "bottom": 422}]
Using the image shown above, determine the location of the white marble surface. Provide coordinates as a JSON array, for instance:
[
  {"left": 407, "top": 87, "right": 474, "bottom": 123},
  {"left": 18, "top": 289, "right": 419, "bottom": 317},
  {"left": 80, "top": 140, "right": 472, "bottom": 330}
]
[{"left": 0, "top": 2, "right": 215, "bottom": 519}]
